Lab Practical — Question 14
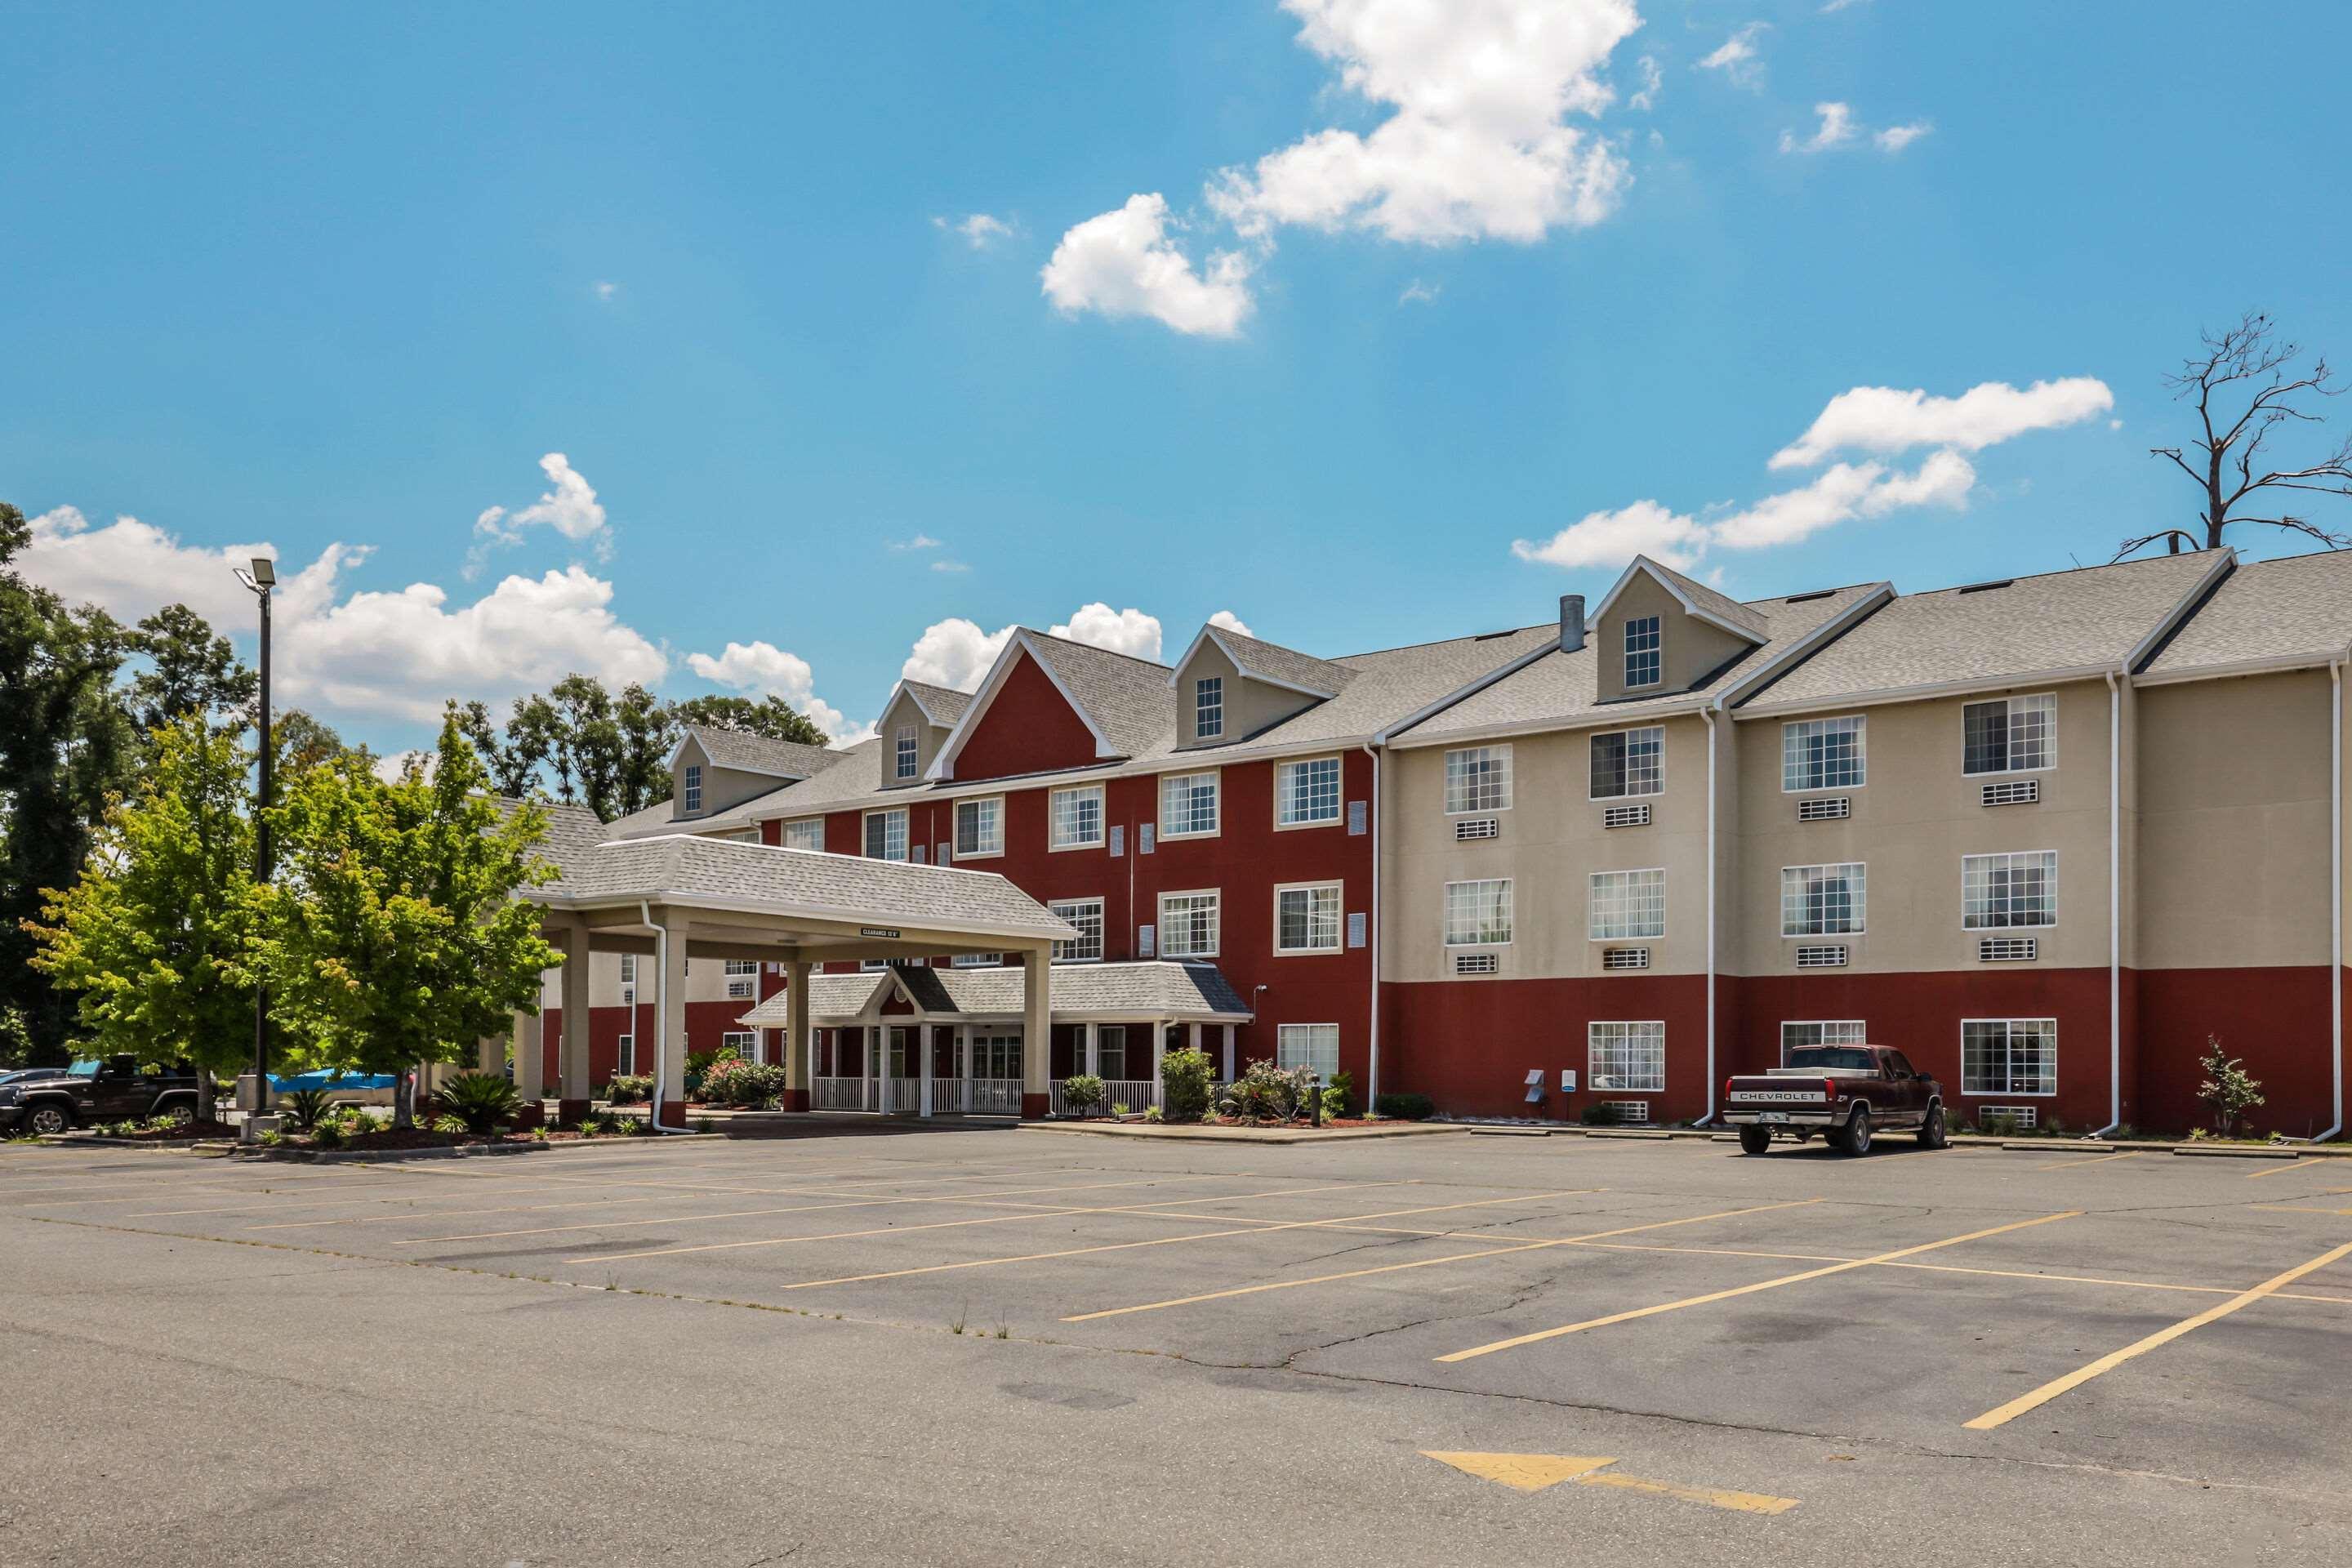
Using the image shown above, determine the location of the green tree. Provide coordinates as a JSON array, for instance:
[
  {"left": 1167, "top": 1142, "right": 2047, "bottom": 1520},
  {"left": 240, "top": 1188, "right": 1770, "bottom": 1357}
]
[
  {"left": 122, "top": 604, "right": 257, "bottom": 735},
  {"left": 252, "top": 715, "right": 559, "bottom": 1125},
  {"left": 549, "top": 674, "right": 621, "bottom": 819},
  {"left": 613, "top": 683, "right": 674, "bottom": 815},
  {"left": 273, "top": 708, "right": 357, "bottom": 776},
  {"left": 22, "top": 715, "right": 258, "bottom": 1119},
  {"left": 668, "top": 693, "right": 829, "bottom": 748}
]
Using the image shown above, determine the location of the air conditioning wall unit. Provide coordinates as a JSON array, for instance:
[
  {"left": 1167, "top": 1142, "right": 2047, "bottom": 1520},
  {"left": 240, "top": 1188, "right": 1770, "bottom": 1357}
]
[
  {"left": 1601, "top": 803, "right": 1651, "bottom": 829},
  {"left": 1797, "top": 796, "right": 1851, "bottom": 822}
]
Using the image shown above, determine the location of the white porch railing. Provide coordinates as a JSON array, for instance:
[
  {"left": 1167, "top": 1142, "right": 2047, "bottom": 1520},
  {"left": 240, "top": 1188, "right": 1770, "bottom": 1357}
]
[
  {"left": 811, "top": 1076, "right": 1025, "bottom": 1115},
  {"left": 813, "top": 1076, "right": 869, "bottom": 1112},
  {"left": 964, "top": 1079, "right": 1023, "bottom": 1116},
  {"left": 1051, "top": 1078, "right": 1159, "bottom": 1116}
]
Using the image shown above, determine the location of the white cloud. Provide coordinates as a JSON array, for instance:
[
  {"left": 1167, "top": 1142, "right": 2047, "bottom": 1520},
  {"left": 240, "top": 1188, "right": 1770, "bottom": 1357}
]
[
  {"left": 1628, "top": 53, "right": 1663, "bottom": 112},
  {"left": 1780, "top": 101, "right": 1857, "bottom": 154},
  {"left": 1209, "top": 609, "right": 1256, "bottom": 639},
  {"left": 1512, "top": 498, "right": 1709, "bottom": 572},
  {"left": 934, "top": 212, "right": 1013, "bottom": 249},
  {"left": 469, "top": 452, "right": 612, "bottom": 576},
  {"left": 1040, "top": 194, "right": 1254, "bottom": 337},
  {"left": 1873, "top": 121, "right": 1932, "bottom": 153},
  {"left": 1696, "top": 22, "right": 1769, "bottom": 88},
  {"left": 594, "top": 281, "right": 620, "bottom": 301},
  {"left": 890, "top": 533, "right": 944, "bottom": 551},
  {"left": 685, "top": 639, "right": 869, "bottom": 744},
  {"left": 930, "top": 559, "right": 971, "bottom": 574},
  {"left": 1710, "top": 452, "right": 1975, "bottom": 550},
  {"left": 20, "top": 505, "right": 294, "bottom": 629},
  {"left": 1769, "top": 377, "right": 2116, "bottom": 469},
  {"left": 1050, "top": 603, "right": 1163, "bottom": 662},
  {"left": 902, "top": 617, "right": 1017, "bottom": 693},
  {"left": 1398, "top": 278, "right": 1442, "bottom": 305}
]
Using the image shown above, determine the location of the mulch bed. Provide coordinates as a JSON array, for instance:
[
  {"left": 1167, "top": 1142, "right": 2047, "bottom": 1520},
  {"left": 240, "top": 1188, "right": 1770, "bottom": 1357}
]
[
  {"left": 293, "top": 1127, "right": 537, "bottom": 1152},
  {"left": 91, "top": 1118, "right": 241, "bottom": 1141}
]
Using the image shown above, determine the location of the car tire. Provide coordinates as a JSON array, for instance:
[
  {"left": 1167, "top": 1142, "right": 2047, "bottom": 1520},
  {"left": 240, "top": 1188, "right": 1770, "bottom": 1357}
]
[
  {"left": 155, "top": 1098, "right": 195, "bottom": 1126},
  {"left": 1916, "top": 1104, "right": 1949, "bottom": 1150},
  {"left": 1838, "top": 1107, "right": 1873, "bottom": 1156},
  {"left": 24, "top": 1102, "right": 74, "bottom": 1137},
  {"left": 1738, "top": 1125, "right": 1773, "bottom": 1156}
]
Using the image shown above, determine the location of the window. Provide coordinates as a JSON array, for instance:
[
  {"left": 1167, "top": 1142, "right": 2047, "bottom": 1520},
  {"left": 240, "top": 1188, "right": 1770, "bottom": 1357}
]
[
  {"left": 1276, "top": 756, "right": 1343, "bottom": 827},
  {"left": 1624, "top": 614, "right": 1662, "bottom": 688},
  {"left": 724, "top": 959, "right": 756, "bottom": 1000},
  {"left": 1780, "top": 1019, "right": 1866, "bottom": 1065},
  {"left": 1275, "top": 883, "right": 1343, "bottom": 954},
  {"left": 1964, "top": 693, "right": 2056, "bottom": 776},
  {"left": 971, "top": 1031, "right": 1023, "bottom": 1081},
  {"left": 1588, "top": 1020, "right": 1665, "bottom": 1093},
  {"left": 952, "top": 951, "right": 1004, "bottom": 968},
  {"left": 781, "top": 817, "right": 826, "bottom": 852},
  {"left": 955, "top": 796, "right": 1004, "bottom": 859},
  {"left": 1588, "top": 868, "right": 1666, "bottom": 941},
  {"left": 1444, "top": 879, "right": 1513, "bottom": 947},
  {"left": 1160, "top": 771, "right": 1220, "bottom": 838},
  {"left": 1049, "top": 785, "right": 1105, "bottom": 850},
  {"left": 1050, "top": 898, "right": 1104, "bottom": 962},
  {"left": 1093, "top": 1026, "right": 1129, "bottom": 1080},
  {"left": 682, "top": 764, "right": 703, "bottom": 813},
  {"left": 1962, "top": 1018, "right": 2056, "bottom": 1096},
  {"left": 618, "top": 953, "right": 637, "bottom": 1006},
  {"left": 1590, "top": 726, "right": 1664, "bottom": 800},
  {"left": 1160, "top": 891, "right": 1221, "bottom": 958},
  {"left": 863, "top": 808, "right": 907, "bottom": 862},
  {"left": 1783, "top": 715, "right": 1867, "bottom": 792},
  {"left": 1962, "top": 851, "right": 2058, "bottom": 929},
  {"left": 616, "top": 1034, "right": 635, "bottom": 1074},
  {"left": 894, "top": 724, "right": 919, "bottom": 781},
  {"left": 1195, "top": 676, "right": 1224, "bottom": 739},
  {"left": 1277, "top": 1023, "right": 1341, "bottom": 1080},
  {"left": 1781, "top": 863, "right": 1865, "bottom": 936},
  {"left": 721, "top": 1031, "right": 755, "bottom": 1058},
  {"left": 1443, "top": 746, "right": 1512, "bottom": 814}
]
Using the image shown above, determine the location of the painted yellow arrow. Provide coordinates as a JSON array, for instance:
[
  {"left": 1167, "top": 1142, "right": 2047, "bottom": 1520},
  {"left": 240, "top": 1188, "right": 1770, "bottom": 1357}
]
[{"left": 1420, "top": 1452, "right": 1799, "bottom": 1515}]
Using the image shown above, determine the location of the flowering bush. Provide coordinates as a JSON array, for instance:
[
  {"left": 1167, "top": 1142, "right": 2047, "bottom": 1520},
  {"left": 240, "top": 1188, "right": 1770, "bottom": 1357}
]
[
  {"left": 1213, "top": 1060, "right": 1315, "bottom": 1125},
  {"left": 697, "top": 1058, "right": 790, "bottom": 1108}
]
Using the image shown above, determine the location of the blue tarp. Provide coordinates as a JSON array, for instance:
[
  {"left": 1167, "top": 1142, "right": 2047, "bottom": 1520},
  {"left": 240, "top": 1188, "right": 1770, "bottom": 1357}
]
[{"left": 268, "top": 1070, "right": 398, "bottom": 1092}]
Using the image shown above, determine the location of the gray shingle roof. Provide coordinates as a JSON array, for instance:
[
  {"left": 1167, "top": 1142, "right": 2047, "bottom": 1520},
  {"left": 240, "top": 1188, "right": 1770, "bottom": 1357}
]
[
  {"left": 686, "top": 725, "right": 843, "bottom": 778},
  {"left": 1638, "top": 557, "right": 1772, "bottom": 641},
  {"left": 737, "top": 960, "right": 1250, "bottom": 1026},
  {"left": 1018, "top": 630, "right": 1175, "bottom": 760},
  {"left": 1205, "top": 627, "right": 1359, "bottom": 697},
  {"left": 2141, "top": 550, "right": 2352, "bottom": 679},
  {"left": 901, "top": 680, "right": 973, "bottom": 727},
  {"left": 1398, "top": 584, "right": 1882, "bottom": 742},
  {"left": 1748, "top": 552, "right": 2219, "bottom": 709}
]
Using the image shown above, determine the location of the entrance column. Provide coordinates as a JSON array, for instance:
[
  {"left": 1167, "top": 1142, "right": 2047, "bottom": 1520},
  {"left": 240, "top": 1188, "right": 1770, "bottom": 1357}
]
[
  {"left": 920, "top": 1023, "right": 934, "bottom": 1118},
  {"left": 516, "top": 1002, "right": 545, "bottom": 1102},
  {"left": 1021, "top": 947, "right": 1053, "bottom": 1119},
  {"left": 475, "top": 1032, "right": 501, "bottom": 1073},
  {"left": 1084, "top": 1022, "right": 1099, "bottom": 1077},
  {"left": 556, "top": 920, "right": 592, "bottom": 1125},
  {"left": 1222, "top": 1023, "right": 1236, "bottom": 1082},
  {"left": 653, "top": 912, "right": 691, "bottom": 1128},
  {"left": 1151, "top": 1020, "right": 1168, "bottom": 1109},
  {"left": 1187, "top": 1022, "right": 1202, "bottom": 1060},
  {"left": 783, "top": 960, "right": 811, "bottom": 1112}
]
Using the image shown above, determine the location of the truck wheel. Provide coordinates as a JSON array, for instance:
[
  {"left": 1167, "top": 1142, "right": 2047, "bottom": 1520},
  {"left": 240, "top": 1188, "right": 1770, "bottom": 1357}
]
[
  {"left": 1916, "top": 1105, "right": 1949, "bottom": 1150},
  {"left": 24, "top": 1102, "right": 74, "bottom": 1136},
  {"left": 1838, "top": 1107, "right": 1873, "bottom": 1156},
  {"left": 1738, "top": 1125, "right": 1773, "bottom": 1156},
  {"left": 154, "top": 1098, "right": 194, "bottom": 1126}
]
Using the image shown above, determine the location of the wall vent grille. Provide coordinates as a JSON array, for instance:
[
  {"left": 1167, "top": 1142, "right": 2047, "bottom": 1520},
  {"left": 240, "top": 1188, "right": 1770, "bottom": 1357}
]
[
  {"left": 1600, "top": 1100, "right": 1653, "bottom": 1123},
  {"left": 1346, "top": 912, "right": 1368, "bottom": 949},
  {"left": 1454, "top": 952, "right": 1499, "bottom": 976},
  {"left": 1455, "top": 817, "right": 1501, "bottom": 842},
  {"left": 1601, "top": 947, "right": 1651, "bottom": 970},
  {"left": 1797, "top": 796, "right": 1851, "bottom": 822},
  {"left": 1348, "top": 800, "right": 1369, "bottom": 835},
  {"left": 1794, "top": 944, "right": 1848, "bottom": 968},
  {"left": 1973, "top": 1103, "right": 2038, "bottom": 1130},
  {"left": 1602, "top": 803, "right": 1652, "bottom": 829},
  {"left": 1979, "top": 937, "right": 2038, "bottom": 962},
  {"left": 1980, "top": 778, "right": 2040, "bottom": 807}
]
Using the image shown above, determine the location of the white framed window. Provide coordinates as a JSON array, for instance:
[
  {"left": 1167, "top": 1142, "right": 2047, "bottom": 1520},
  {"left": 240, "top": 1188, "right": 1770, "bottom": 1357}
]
[
  {"left": 618, "top": 953, "right": 637, "bottom": 1006},
  {"left": 1783, "top": 715, "right": 1867, "bottom": 792},
  {"left": 1624, "top": 614, "right": 1662, "bottom": 688},
  {"left": 1780, "top": 1019, "right": 1866, "bottom": 1064},
  {"left": 681, "top": 764, "right": 703, "bottom": 813},
  {"left": 1443, "top": 745, "right": 1512, "bottom": 814},
  {"left": 1962, "top": 1018, "right": 2056, "bottom": 1097},
  {"left": 952, "top": 951, "right": 1004, "bottom": 968},
  {"left": 721, "top": 1030, "right": 755, "bottom": 1058},
  {"left": 1962, "top": 850, "right": 2058, "bottom": 929},
  {"left": 780, "top": 817, "right": 826, "bottom": 852},
  {"left": 863, "top": 808, "right": 908, "bottom": 862},
  {"left": 1781, "top": 863, "right": 1865, "bottom": 936},
  {"left": 1964, "top": 693, "right": 2056, "bottom": 776},
  {"left": 1275, "top": 755, "right": 1343, "bottom": 827},
  {"left": 1589, "top": 726, "right": 1664, "bottom": 800},
  {"left": 724, "top": 959, "right": 757, "bottom": 1000},
  {"left": 971, "top": 1031, "right": 1023, "bottom": 1081},
  {"left": 1049, "top": 785, "right": 1105, "bottom": 850},
  {"left": 1195, "top": 676, "right": 1223, "bottom": 739},
  {"left": 893, "top": 724, "right": 919, "bottom": 781},
  {"left": 1159, "top": 890, "right": 1221, "bottom": 958},
  {"left": 1160, "top": 770, "right": 1221, "bottom": 838},
  {"left": 955, "top": 795, "right": 1004, "bottom": 859},
  {"left": 1274, "top": 882, "right": 1343, "bottom": 955},
  {"left": 1276, "top": 1023, "right": 1340, "bottom": 1080},
  {"left": 1588, "top": 1020, "right": 1665, "bottom": 1094},
  {"left": 1444, "top": 879, "right": 1513, "bottom": 947},
  {"left": 1050, "top": 897, "right": 1104, "bottom": 962},
  {"left": 616, "top": 1034, "right": 635, "bottom": 1075},
  {"left": 1588, "top": 868, "right": 1666, "bottom": 941}
]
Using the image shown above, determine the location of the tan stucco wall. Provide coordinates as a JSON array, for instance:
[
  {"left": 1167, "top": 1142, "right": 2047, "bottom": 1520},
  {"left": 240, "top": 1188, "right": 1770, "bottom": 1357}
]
[
  {"left": 879, "top": 688, "right": 949, "bottom": 785},
  {"left": 1174, "top": 639, "right": 1314, "bottom": 747},
  {"left": 672, "top": 735, "right": 791, "bottom": 818},
  {"left": 1594, "top": 572, "right": 1753, "bottom": 703}
]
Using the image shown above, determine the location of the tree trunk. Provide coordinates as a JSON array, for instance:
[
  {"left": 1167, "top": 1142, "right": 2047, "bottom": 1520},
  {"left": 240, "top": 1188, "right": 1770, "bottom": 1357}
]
[{"left": 391, "top": 1068, "right": 414, "bottom": 1129}]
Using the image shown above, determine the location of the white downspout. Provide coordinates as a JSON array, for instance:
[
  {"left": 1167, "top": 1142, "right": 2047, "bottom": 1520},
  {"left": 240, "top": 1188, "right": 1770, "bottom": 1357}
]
[
  {"left": 2308, "top": 662, "right": 2345, "bottom": 1143},
  {"left": 641, "top": 899, "right": 690, "bottom": 1134},
  {"left": 1697, "top": 704, "right": 1719, "bottom": 1128},
  {"left": 2093, "top": 671, "right": 2123, "bottom": 1138},
  {"left": 1360, "top": 739, "right": 1383, "bottom": 1110}
]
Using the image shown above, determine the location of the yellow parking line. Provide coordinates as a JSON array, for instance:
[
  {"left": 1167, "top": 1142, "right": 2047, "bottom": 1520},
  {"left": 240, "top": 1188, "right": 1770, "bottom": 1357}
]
[
  {"left": 1964, "top": 1236, "right": 2352, "bottom": 1430},
  {"left": 1574, "top": 1471, "right": 1801, "bottom": 1515},
  {"left": 2036, "top": 1151, "right": 2138, "bottom": 1172},
  {"left": 245, "top": 1193, "right": 685, "bottom": 1231},
  {"left": 2252, "top": 1204, "right": 2352, "bottom": 1217},
  {"left": 1064, "top": 1200, "right": 1822, "bottom": 1323},
  {"left": 1437, "top": 1210, "right": 2079, "bottom": 1363},
  {"left": 2244, "top": 1158, "right": 2332, "bottom": 1181}
]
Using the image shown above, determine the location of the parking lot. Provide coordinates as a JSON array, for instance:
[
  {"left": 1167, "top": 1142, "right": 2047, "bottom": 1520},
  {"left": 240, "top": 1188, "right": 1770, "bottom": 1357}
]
[{"left": 7, "top": 1128, "right": 2351, "bottom": 1566}]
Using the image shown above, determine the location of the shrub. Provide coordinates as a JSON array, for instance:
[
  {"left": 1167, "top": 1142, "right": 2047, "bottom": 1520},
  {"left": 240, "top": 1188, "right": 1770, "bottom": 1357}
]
[
  {"left": 430, "top": 1113, "right": 469, "bottom": 1136},
  {"left": 1214, "top": 1060, "right": 1315, "bottom": 1125},
  {"left": 1373, "top": 1092, "right": 1433, "bottom": 1121},
  {"left": 283, "top": 1087, "right": 334, "bottom": 1131},
  {"left": 1143, "top": 1105, "right": 1164, "bottom": 1124},
  {"left": 1579, "top": 1101, "right": 1624, "bottom": 1127},
  {"left": 619, "top": 1115, "right": 651, "bottom": 1137},
  {"left": 310, "top": 1118, "right": 346, "bottom": 1150},
  {"left": 1159, "top": 1048, "right": 1213, "bottom": 1124},
  {"left": 698, "top": 1058, "right": 790, "bottom": 1108},
  {"left": 606, "top": 1075, "right": 653, "bottom": 1105},
  {"left": 438, "top": 1071, "right": 522, "bottom": 1134},
  {"left": 2196, "top": 1036, "right": 2265, "bottom": 1138},
  {"left": 1321, "top": 1069, "right": 1359, "bottom": 1120},
  {"left": 1061, "top": 1074, "right": 1106, "bottom": 1116}
]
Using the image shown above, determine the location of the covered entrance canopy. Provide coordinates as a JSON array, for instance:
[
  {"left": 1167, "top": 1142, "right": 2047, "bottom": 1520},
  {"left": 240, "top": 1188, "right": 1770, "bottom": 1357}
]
[
  {"left": 516, "top": 810, "right": 1075, "bottom": 1122},
  {"left": 737, "top": 960, "right": 1253, "bottom": 1118}
]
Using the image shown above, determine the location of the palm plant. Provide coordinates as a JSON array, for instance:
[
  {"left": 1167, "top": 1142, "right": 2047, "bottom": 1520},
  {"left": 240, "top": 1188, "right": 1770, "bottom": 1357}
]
[{"left": 437, "top": 1071, "right": 520, "bottom": 1134}]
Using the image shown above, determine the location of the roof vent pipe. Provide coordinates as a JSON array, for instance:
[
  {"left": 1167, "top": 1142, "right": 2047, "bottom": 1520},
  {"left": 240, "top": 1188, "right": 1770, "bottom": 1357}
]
[{"left": 1560, "top": 595, "right": 1586, "bottom": 654}]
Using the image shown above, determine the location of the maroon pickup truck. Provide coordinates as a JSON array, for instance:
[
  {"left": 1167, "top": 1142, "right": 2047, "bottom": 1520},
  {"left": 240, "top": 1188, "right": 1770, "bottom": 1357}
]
[{"left": 1722, "top": 1045, "right": 1949, "bottom": 1156}]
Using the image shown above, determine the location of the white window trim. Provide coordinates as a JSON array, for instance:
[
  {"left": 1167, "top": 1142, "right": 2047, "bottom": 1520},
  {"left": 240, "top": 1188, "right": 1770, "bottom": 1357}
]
[
  {"left": 1587, "top": 725, "right": 1667, "bottom": 802},
  {"left": 1588, "top": 866, "right": 1668, "bottom": 942},
  {"left": 1588, "top": 1019, "right": 1666, "bottom": 1094},
  {"left": 893, "top": 724, "right": 920, "bottom": 782},
  {"left": 1157, "top": 888, "right": 1223, "bottom": 959},
  {"left": 1442, "top": 878, "right": 1514, "bottom": 948},
  {"left": 1780, "top": 862, "right": 1867, "bottom": 938},
  {"left": 1780, "top": 714, "right": 1869, "bottom": 794},
  {"left": 1272, "top": 880, "right": 1344, "bottom": 956},
  {"left": 1961, "top": 692, "right": 2060, "bottom": 777},
  {"left": 1960, "top": 1017, "right": 2059, "bottom": 1098},
  {"left": 1960, "top": 849, "right": 2060, "bottom": 931},
  {"left": 681, "top": 764, "right": 703, "bottom": 814},
  {"left": 1049, "top": 896, "right": 1106, "bottom": 964},
  {"left": 1048, "top": 784, "right": 1107, "bottom": 852},
  {"left": 780, "top": 817, "right": 826, "bottom": 852},
  {"left": 954, "top": 795, "right": 1007, "bottom": 861},
  {"left": 1779, "top": 1019, "right": 1868, "bottom": 1066},
  {"left": 1623, "top": 614, "right": 1664, "bottom": 690},
  {"left": 1272, "top": 754, "right": 1345, "bottom": 831},
  {"left": 1443, "top": 744, "right": 1514, "bottom": 816},
  {"left": 862, "top": 807, "right": 910, "bottom": 862},
  {"left": 1194, "top": 675, "right": 1225, "bottom": 740},
  {"left": 1159, "top": 769, "right": 1223, "bottom": 840},
  {"left": 1276, "top": 1022, "right": 1341, "bottom": 1080}
]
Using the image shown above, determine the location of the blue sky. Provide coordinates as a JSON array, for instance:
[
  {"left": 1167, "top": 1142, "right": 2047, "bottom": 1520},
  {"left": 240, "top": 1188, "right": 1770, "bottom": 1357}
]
[{"left": 7, "top": 0, "right": 2349, "bottom": 752}]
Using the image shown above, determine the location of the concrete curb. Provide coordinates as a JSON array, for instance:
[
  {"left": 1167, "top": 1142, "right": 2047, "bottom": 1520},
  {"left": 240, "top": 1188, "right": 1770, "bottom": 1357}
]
[
  {"left": 2171, "top": 1143, "right": 2305, "bottom": 1160},
  {"left": 35, "top": 1134, "right": 231, "bottom": 1152},
  {"left": 1018, "top": 1120, "right": 1465, "bottom": 1145},
  {"left": 237, "top": 1141, "right": 553, "bottom": 1165}
]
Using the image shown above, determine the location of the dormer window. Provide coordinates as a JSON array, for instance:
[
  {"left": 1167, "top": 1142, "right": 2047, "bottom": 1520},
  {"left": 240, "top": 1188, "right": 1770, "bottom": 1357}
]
[
  {"left": 894, "top": 724, "right": 919, "bottom": 781},
  {"left": 681, "top": 764, "right": 702, "bottom": 813},
  {"left": 1195, "top": 676, "right": 1223, "bottom": 739},
  {"left": 1624, "top": 615, "right": 1662, "bottom": 688}
]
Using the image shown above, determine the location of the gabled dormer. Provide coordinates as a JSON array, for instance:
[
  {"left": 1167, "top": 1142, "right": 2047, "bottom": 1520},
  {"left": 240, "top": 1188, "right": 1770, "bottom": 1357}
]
[
  {"left": 1589, "top": 555, "right": 1771, "bottom": 702},
  {"left": 875, "top": 679, "right": 971, "bottom": 789},
  {"left": 1165, "top": 624, "right": 1355, "bottom": 748},
  {"left": 668, "top": 726, "right": 833, "bottom": 820},
  {"left": 930, "top": 630, "right": 1167, "bottom": 783}
]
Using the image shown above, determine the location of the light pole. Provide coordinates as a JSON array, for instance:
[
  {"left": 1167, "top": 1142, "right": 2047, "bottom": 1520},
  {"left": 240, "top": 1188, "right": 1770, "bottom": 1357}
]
[{"left": 234, "top": 556, "right": 277, "bottom": 1111}]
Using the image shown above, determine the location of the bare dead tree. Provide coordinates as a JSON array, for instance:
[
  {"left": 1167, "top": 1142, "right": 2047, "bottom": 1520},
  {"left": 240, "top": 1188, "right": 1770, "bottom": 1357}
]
[{"left": 2115, "top": 311, "right": 2352, "bottom": 560}]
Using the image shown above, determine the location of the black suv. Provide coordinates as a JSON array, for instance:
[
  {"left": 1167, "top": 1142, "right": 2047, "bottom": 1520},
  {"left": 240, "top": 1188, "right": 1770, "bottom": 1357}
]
[{"left": 0, "top": 1057, "right": 201, "bottom": 1136}]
